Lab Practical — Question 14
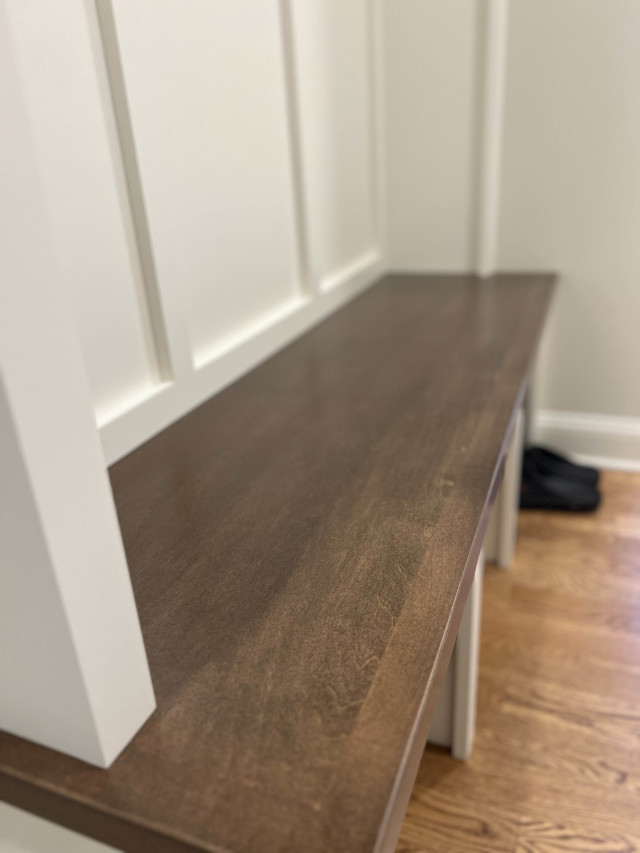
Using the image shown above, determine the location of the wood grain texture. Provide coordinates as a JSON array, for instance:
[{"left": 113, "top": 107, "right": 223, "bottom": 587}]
[
  {"left": 397, "top": 471, "right": 640, "bottom": 853},
  {"left": 0, "top": 273, "right": 555, "bottom": 853}
]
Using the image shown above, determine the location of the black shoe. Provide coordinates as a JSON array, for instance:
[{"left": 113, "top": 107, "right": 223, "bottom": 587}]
[
  {"left": 524, "top": 446, "right": 599, "bottom": 487},
  {"left": 520, "top": 453, "right": 600, "bottom": 512}
]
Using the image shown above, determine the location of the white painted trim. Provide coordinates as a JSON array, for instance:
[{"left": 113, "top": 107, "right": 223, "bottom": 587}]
[
  {"left": 476, "top": 0, "right": 509, "bottom": 278},
  {"left": 371, "top": 0, "right": 388, "bottom": 259},
  {"left": 95, "top": 3, "right": 387, "bottom": 465},
  {"left": 100, "top": 255, "right": 385, "bottom": 464},
  {"left": 570, "top": 454, "right": 640, "bottom": 475},
  {"left": 193, "top": 295, "right": 308, "bottom": 370},
  {"left": 535, "top": 410, "right": 640, "bottom": 472},
  {"left": 1, "top": 13, "right": 154, "bottom": 766},
  {"left": 95, "top": 0, "right": 193, "bottom": 384},
  {"left": 380, "top": 267, "right": 479, "bottom": 277},
  {"left": 279, "top": 0, "right": 313, "bottom": 298},
  {"left": 320, "top": 249, "right": 381, "bottom": 293}
]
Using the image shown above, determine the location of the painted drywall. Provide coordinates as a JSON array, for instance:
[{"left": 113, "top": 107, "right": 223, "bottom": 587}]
[
  {"left": 383, "top": 0, "right": 482, "bottom": 270},
  {"left": 499, "top": 0, "right": 640, "bottom": 460},
  {"left": 383, "top": 0, "right": 640, "bottom": 464},
  {"left": 1, "top": 2, "right": 384, "bottom": 846},
  {"left": 0, "top": 803, "right": 118, "bottom": 853}
]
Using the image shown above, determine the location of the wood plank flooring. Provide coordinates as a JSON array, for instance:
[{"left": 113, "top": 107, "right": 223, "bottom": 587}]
[{"left": 397, "top": 470, "right": 640, "bottom": 853}]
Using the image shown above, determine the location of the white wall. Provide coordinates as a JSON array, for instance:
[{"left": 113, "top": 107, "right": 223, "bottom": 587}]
[
  {"left": 0, "top": 803, "right": 118, "bottom": 853},
  {"left": 383, "top": 0, "right": 482, "bottom": 271},
  {"left": 290, "top": 0, "right": 379, "bottom": 289},
  {"left": 499, "top": 0, "right": 640, "bottom": 466},
  {"left": 384, "top": 0, "right": 640, "bottom": 467}
]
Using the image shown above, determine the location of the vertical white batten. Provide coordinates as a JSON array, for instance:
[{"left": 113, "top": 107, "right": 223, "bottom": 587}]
[
  {"left": 476, "top": 0, "right": 509, "bottom": 278},
  {"left": 278, "top": 0, "right": 314, "bottom": 297},
  {"left": 0, "top": 7, "right": 155, "bottom": 766},
  {"left": 371, "top": 0, "right": 389, "bottom": 260},
  {"left": 94, "top": 0, "right": 193, "bottom": 384}
]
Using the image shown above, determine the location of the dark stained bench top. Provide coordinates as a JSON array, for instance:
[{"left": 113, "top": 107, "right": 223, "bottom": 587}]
[{"left": 0, "top": 273, "right": 555, "bottom": 853}]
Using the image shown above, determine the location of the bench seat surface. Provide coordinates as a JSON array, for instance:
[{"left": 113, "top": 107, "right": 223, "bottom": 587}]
[{"left": 0, "top": 273, "right": 555, "bottom": 853}]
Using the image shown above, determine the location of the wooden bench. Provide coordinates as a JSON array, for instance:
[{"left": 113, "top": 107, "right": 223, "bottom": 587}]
[{"left": 0, "top": 272, "right": 555, "bottom": 853}]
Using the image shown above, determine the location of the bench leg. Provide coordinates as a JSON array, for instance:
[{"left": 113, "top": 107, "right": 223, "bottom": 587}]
[
  {"left": 496, "top": 407, "right": 524, "bottom": 569},
  {"left": 451, "top": 548, "right": 484, "bottom": 760},
  {"left": 484, "top": 405, "right": 524, "bottom": 569},
  {"left": 522, "top": 379, "right": 534, "bottom": 447},
  {"left": 429, "top": 400, "right": 526, "bottom": 756},
  {"left": 428, "top": 549, "right": 484, "bottom": 760}
]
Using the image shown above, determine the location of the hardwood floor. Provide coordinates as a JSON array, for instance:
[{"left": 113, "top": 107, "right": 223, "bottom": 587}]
[{"left": 397, "top": 470, "right": 640, "bottom": 853}]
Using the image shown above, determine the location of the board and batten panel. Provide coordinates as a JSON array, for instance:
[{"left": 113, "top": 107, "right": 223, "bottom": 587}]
[
  {"left": 290, "top": 0, "right": 378, "bottom": 290},
  {"left": 383, "top": 0, "right": 482, "bottom": 271},
  {"left": 6, "top": 0, "right": 159, "bottom": 425},
  {"left": 109, "top": 0, "right": 304, "bottom": 369}
]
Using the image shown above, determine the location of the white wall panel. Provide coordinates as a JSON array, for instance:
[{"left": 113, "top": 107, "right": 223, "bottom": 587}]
[
  {"left": 110, "top": 0, "right": 303, "bottom": 367},
  {"left": 6, "top": 1, "right": 158, "bottom": 424},
  {"left": 499, "top": 0, "right": 640, "bottom": 421},
  {"left": 383, "top": 0, "right": 481, "bottom": 270},
  {"left": 2, "top": 1, "right": 155, "bottom": 768},
  {"left": 0, "top": 803, "right": 118, "bottom": 853},
  {"left": 290, "top": 0, "right": 378, "bottom": 290}
]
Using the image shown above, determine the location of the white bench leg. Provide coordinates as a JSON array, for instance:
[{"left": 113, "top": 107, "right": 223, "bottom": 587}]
[
  {"left": 522, "top": 379, "right": 534, "bottom": 447},
  {"left": 496, "top": 407, "right": 524, "bottom": 569},
  {"left": 428, "top": 403, "right": 526, "bottom": 757},
  {"left": 428, "top": 549, "right": 484, "bottom": 760},
  {"left": 484, "top": 405, "right": 524, "bottom": 569},
  {"left": 451, "top": 549, "right": 484, "bottom": 760}
]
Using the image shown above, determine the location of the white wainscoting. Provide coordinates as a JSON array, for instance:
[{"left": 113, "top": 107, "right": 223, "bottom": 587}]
[
  {"left": 289, "top": 0, "right": 380, "bottom": 290},
  {"left": 5, "top": 0, "right": 161, "bottom": 423},
  {"left": 99, "top": 0, "right": 385, "bottom": 464},
  {"left": 108, "top": 0, "right": 305, "bottom": 369},
  {"left": 8, "top": 0, "right": 386, "bottom": 465}
]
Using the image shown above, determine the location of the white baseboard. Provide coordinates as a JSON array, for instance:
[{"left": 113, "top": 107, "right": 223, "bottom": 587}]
[{"left": 534, "top": 410, "right": 640, "bottom": 473}]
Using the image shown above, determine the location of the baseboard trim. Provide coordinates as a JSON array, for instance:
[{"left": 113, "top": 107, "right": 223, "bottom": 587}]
[{"left": 534, "top": 410, "right": 640, "bottom": 472}]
